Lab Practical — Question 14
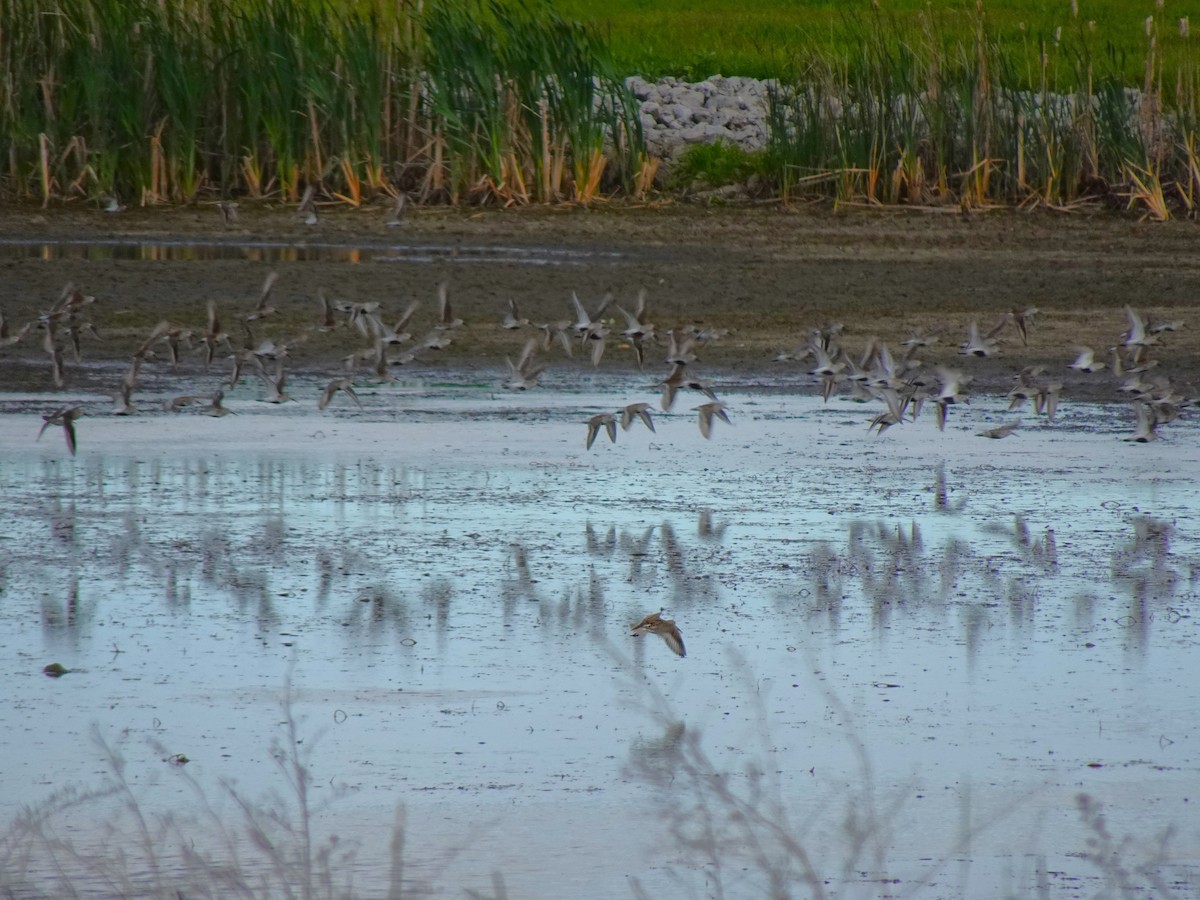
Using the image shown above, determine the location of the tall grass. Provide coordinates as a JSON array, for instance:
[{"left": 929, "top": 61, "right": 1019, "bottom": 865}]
[
  {"left": 762, "top": 4, "right": 1200, "bottom": 218},
  {"left": 6, "top": 0, "right": 1200, "bottom": 215},
  {"left": 0, "top": 0, "right": 644, "bottom": 207},
  {"left": 618, "top": 646, "right": 1188, "bottom": 899},
  {"left": 0, "top": 685, "right": 416, "bottom": 898},
  {"left": 421, "top": 0, "right": 639, "bottom": 201}
]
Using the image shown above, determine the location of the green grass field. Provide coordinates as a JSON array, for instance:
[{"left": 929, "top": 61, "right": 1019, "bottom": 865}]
[{"left": 552, "top": 0, "right": 1200, "bottom": 85}]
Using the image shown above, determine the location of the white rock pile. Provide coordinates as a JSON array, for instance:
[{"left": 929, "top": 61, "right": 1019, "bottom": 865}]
[
  {"left": 623, "top": 75, "right": 1166, "bottom": 168},
  {"left": 626, "top": 75, "right": 776, "bottom": 160}
]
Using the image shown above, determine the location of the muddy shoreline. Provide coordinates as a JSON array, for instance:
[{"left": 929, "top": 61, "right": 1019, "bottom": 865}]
[{"left": 1, "top": 202, "right": 1197, "bottom": 400}]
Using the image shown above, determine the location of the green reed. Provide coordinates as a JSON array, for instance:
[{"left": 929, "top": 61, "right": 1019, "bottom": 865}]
[
  {"left": 0, "top": 0, "right": 642, "bottom": 206},
  {"left": 423, "top": 0, "right": 510, "bottom": 197},
  {"left": 6, "top": 0, "right": 1200, "bottom": 215},
  {"left": 763, "top": 4, "right": 1200, "bottom": 218},
  {"left": 421, "top": 0, "right": 641, "bottom": 202}
]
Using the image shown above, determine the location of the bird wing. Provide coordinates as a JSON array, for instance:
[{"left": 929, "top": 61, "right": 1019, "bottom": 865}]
[
  {"left": 638, "top": 407, "right": 656, "bottom": 432},
  {"left": 658, "top": 626, "right": 686, "bottom": 658},
  {"left": 570, "top": 292, "right": 590, "bottom": 331},
  {"left": 1125, "top": 306, "right": 1147, "bottom": 344},
  {"left": 318, "top": 381, "right": 339, "bottom": 410},
  {"left": 257, "top": 271, "right": 279, "bottom": 311}
]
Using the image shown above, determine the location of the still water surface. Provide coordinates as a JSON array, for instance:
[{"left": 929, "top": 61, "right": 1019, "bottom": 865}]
[{"left": 1, "top": 384, "right": 1197, "bottom": 898}]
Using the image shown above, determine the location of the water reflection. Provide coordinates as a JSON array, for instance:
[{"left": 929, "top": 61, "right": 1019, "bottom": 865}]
[
  {"left": 696, "top": 508, "right": 728, "bottom": 542},
  {"left": 422, "top": 578, "right": 453, "bottom": 648},
  {"left": 768, "top": 510, "right": 1194, "bottom": 665},
  {"left": 933, "top": 462, "right": 967, "bottom": 514},
  {"left": 501, "top": 543, "right": 541, "bottom": 609},
  {"left": 584, "top": 522, "right": 616, "bottom": 557},
  {"left": 40, "top": 575, "right": 91, "bottom": 641},
  {"left": 2, "top": 420, "right": 1199, "bottom": 899},
  {"left": 346, "top": 583, "right": 408, "bottom": 633},
  {"left": 3, "top": 450, "right": 1195, "bottom": 666},
  {"left": 627, "top": 721, "right": 687, "bottom": 784},
  {"left": 0, "top": 238, "right": 624, "bottom": 267},
  {"left": 618, "top": 525, "right": 657, "bottom": 584}
]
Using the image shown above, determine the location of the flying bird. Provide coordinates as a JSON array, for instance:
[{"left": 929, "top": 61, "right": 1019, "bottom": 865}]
[
  {"left": 585, "top": 413, "right": 617, "bottom": 450},
  {"left": 660, "top": 363, "right": 717, "bottom": 411},
  {"left": 319, "top": 378, "right": 364, "bottom": 410},
  {"left": 631, "top": 611, "right": 686, "bottom": 658},
  {"left": 620, "top": 402, "right": 656, "bottom": 433},
  {"left": 503, "top": 339, "right": 546, "bottom": 390},
  {"left": 1008, "top": 306, "right": 1039, "bottom": 346},
  {"left": 977, "top": 421, "right": 1021, "bottom": 439},
  {"left": 386, "top": 192, "right": 408, "bottom": 227},
  {"left": 958, "top": 319, "right": 1002, "bottom": 357},
  {"left": 112, "top": 378, "right": 138, "bottom": 415},
  {"left": 245, "top": 271, "right": 279, "bottom": 322},
  {"left": 298, "top": 184, "right": 319, "bottom": 225},
  {"left": 436, "top": 282, "right": 463, "bottom": 329},
  {"left": 615, "top": 289, "right": 655, "bottom": 367},
  {"left": 37, "top": 406, "right": 84, "bottom": 456},
  {"left": 204, "top": 389, "right": 234, "bottom": 417},
  {"left": 258, "top": 363, "right": 292, "bottom": 403},
  {"left": 1123, "top": 402, "right": 1160, "bottom": 442},
  {"left": 695, "top": 401, "right": 732, "bottom": 439},
  {"left": 501, "top": 298, "right": 530, "bottom": 331},
  {"left": 1068, "top": 346, "right": 1105, "bottom": 373}
]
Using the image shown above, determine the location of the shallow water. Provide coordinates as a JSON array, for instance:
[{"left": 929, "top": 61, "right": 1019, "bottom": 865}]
[
  {"left": 1, "top": 379, "right": 1198, "bottom": 899},
  {"left": 0, "top": 237, "right": 625, "bottom": 266}
]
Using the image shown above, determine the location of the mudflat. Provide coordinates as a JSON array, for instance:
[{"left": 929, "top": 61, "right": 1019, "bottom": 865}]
[{"left": 0, "top": 202, "right": 1196, "bottom": 398}]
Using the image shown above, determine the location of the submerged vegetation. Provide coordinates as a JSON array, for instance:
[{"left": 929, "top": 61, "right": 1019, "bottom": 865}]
[{"left": 3, "top": 0, "right": 1200, "bottom": 217}]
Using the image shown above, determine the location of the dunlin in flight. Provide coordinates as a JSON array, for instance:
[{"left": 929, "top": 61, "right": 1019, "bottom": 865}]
[
  {"left": 37, "top": 406, "right": 84, "bottom": 456},
  {"left": 631, "top": 611, "right": 686, "bottom": 658},
  {"left": 586, "top": 413, "right": 617, "bottom": 450}
]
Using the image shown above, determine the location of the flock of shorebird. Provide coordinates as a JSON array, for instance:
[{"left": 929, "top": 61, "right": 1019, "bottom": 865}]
[
  {"left": 18, "top": 274, "right": 463, "bottom": 453},
  {"left": 10, "top": 276, "right": 743, "bottom": 456},
  {"left": 773, "top": 304, "right": 1190, "bottom": 442},
  {"left": 7, "top": 273, "right": 1191, "bottom": 664},
  {"left": 550, "top": 287, "right": 735, "bottom": 448},
  {"left": 3, "top": 274, "right": 1192, "bottom": 457}
]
